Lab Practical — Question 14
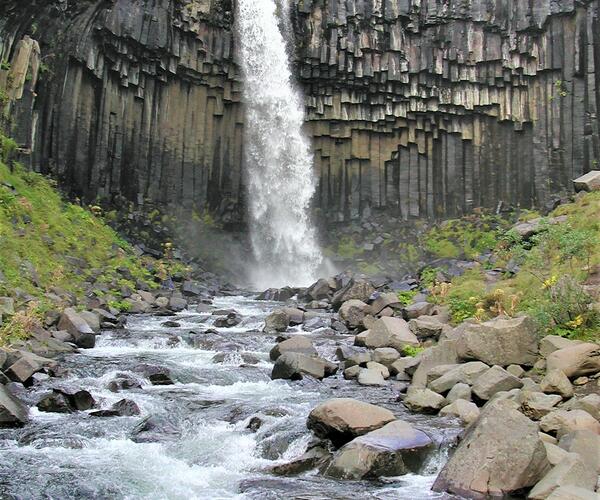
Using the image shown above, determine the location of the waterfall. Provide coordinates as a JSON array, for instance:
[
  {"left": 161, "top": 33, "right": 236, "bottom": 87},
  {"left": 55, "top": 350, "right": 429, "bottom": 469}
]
[{"left": 236, "top": 0, "right": 324, "bottom": 289}]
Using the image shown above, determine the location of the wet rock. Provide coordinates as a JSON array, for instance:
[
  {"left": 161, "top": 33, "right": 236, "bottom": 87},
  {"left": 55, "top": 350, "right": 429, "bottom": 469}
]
[
  {"left": 37, "top": 391, "right": 73, "bottom": 413},
  {"left": 161, "top": 320, "right": 181, "bottom": 328},
  {"left": 246, "top": 416, "right": 263, "bottom": 432},
  {"left": 302, "top": 279, "right": 331, "bottom": 301},
  {"left": 324, "top": 420, "right": 432, "bottom": 479},
  {"left": 131, "top": 415, "right": 179, "bottom": 443},
  {"left": 168, "top": 297, "right": 188, "bottom": 312},
  {"left": 472, "top": 365, "right": 524, "bottom": 401},
  {"left": 58, "top": 388, "right": 95, "bottom": 411},
  {"left": 182, "top": 281, "right": 205, "bottom": 297},
  {"left": 541, "top": 369, "right": 574, "bottom": 399},
  {"left": 0, "top": 384, "right": 29, "bottom": 427},
  {"left": 269, "top": 336, "right": 317, "bottom": 361},
  {"left": 432, "top": 400, "right": 550, "bottom": 498},
  {"left": 456, "top": 316, "right": 538, "bottom": 366},
  {"left": 263, "top": 310, "right": 290, "bottom": 333},
  {"left": 439, "top": 399, "right": 480, "bottom": 424},
  {"left": 58, "top": 307, "right": 96, "bottom": 348},
  {"left": 111, "top": 399, "right": 140, "bottom": 416},
  {"left": 138, "top": 365, "right": 174, "bottom": 386},
  {"left": 336, "top": 346, "right": 371, "bottom": 368},
  {"left": 307, "top": 398, "right": 395, "bottom": 448},
  {"left": 282, "top": 307, "right": 305, "bottom": 326},
  {"left": 107, "top": 374, "right": 142, "bottom": 392},
  {"left": 79, "top": 311, "right": 101, "bottom": 333},
  {"left": 214, "top": 312, "right": 242, "bottom": 328},
  {"left": 271, "top": 443, "right": 331, "bottom": 476},
  {"left": 338, "top": 299, "right": 368, "bottom": 328},
  {"left": 546, "top": 343, "right": 600, "bottom": 379},
  {"left": 343, "top": 365, "right": 361, "bottom": 380},
  {"left": 211, "top": 352, "right": 260, "bottom": 365},
  {"left": 540, "top": 410, "right": 600, "bottom": 438},
  {"left": 302, "top": 316, "right": 328, "bottom": 330},
  {"left": 331, "top": 320, "right": 349, "bottom": 333},
  {"left": 271, "top": 353, "right": 335, "bottom": 381},
  {"left": 403, "top": 388, "right": 445, "bottom": 414},
  {"left": 5, "top": 355, "right": 44, "bottom": 384}
]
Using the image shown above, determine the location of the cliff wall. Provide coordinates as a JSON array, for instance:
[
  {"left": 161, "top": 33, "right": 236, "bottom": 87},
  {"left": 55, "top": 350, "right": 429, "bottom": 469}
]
[{"left": 0, "top": 0, "right": 598, "bottom": 223}]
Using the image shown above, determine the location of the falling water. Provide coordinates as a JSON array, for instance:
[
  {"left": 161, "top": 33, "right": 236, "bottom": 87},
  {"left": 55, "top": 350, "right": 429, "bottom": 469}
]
[{"left": 236, "top": 0, "right": 324, "bottom": 289}]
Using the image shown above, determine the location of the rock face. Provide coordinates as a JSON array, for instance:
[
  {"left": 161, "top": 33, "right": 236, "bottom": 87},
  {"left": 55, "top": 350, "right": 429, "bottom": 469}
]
[
  {"left": 456, "top": 316, "right": 538, "bottom": 367},
  {"left": 433, "top": 400, "right": 550, "bottom": 498},
  {"left": 324, "top": 420, "right": 432, "bottom": 479},
  {"left": 307, "top": 398, "right": 395, "bottom": 447},
  {"left": 2, "top": 0, "right": 599, "bottom": 221},
  {"left": 0, "top": 385, "right": 29, "bottom": 427}
]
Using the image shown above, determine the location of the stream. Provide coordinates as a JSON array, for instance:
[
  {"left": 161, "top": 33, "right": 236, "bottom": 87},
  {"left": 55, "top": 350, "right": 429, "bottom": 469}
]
[{"left": 0, "top": 294, "right": 462, "bottom": 499}]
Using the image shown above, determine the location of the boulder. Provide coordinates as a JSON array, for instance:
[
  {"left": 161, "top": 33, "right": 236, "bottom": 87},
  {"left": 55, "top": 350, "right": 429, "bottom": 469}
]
[
  {"left": 528, "top": 453, "right": 597, "bottom": 499},
  {"left": 138, "top": 365, "right": 174, "bottom": 386},
  {"left": 92, "top": 399, "right": 141, "bottom": 417},
  {"left": 0, "top": 384, "right": 29, "bottom": 427},
  {"left": 411, "top": 340, "right": 460, "bottom": 387},
  {"left": 408, "top": 316, "right": 445, "bottom": 340},
  {"left": 507, "top": 364, "right": 526, "bottom": 378},
  {"left": 0, "top": 297, "right": 15, "bottom": 316},
  {"left": 343, "top": 365, "right": 361, "bottom": 379},
  {"left": 390, "top": 356, "right": 421, "bottom": 377},
  {"left": 338, "top": 299, "right": 368, "bottom": 328},
  {"left": 540, "top": 336, "right": 582, "bottom": 358},
  {"left": 432, "top": 400, "right": 550, "bottom": 498},
  {"left": 540, "top": 410, "right": 600, "bottom": 438},
  {"left": 402, "top": 301, "right": 434, "bottom": 320},
  {"left": 168, "top": 297, "right": 187, "bottom": 312},
  {"left": 324, "top": 420, "right": 433, "bottom": 479},
  {"left": 573, "top": 170, "right": 600, "bottom": 192},
  {"left": 271, "top": 353, "right": 336, "bottom": 381},
  {"left": 282, "top": 307, "right": 305, "bottom": 326},
  {"left": 520, "top": 392, "right": 563, "bottom": 420},
  {"left": 336, "top": 346, "right": 371, "bottom": 368},
  {"left": 456, "top": 316, "right": 538, "bottom": 366},
  {"left": 356, "top": 317, "right": 419, "bottom": 351},
  {"left": 271, "top": 444, "right": 331, "bottom": 476},
  {"left": 307, "top": 398, "right": 395, "bottom": 447},
  {"left": 559, "top": 430, "right": 600, "bottom": 474},
  {"left": 428, "top": 361, "right": 489, "bottom": 394},
  {"left": 5, "top": 355, "right": 43, "bottom": 384},
  {"left": 57, "top": 307, "right": 96, "bottom": 348},
  {"left": 541, "top": 369, "right": 574, "bottom": 399},
  {"left": 546, "top": 343, "right": 600, "bottom": 378},
  {"left": 269, "top": 336, "right": 317, "bottom": 361},
  {"left": 369, "top": 293, "right": 402, "bottom": 315},
  {"left": 37, "top": 391, "right": 73, "bottom": 413},
  {"left": 439, "top": 399, "right": 480, "bottom": 424},
  {"left": 357, "top": 368, "right": 387, "bottom": 386},
  {"left": 332, "top": 280, "right": 375, "bottom": 308},
  {"left": 372, "top": 347, "right": 400, "bottom": 367},
  {"left": 264, "top": 310, "right": 290, "bottom": 333},
  {"left": 404, "top": 388, "right": 445, "bottom": 414},
  {"left": 445, "top": 383, "right": 472, "bottom": 404},
  {"left": 568, "top": 394, "right": 600, "bottom": 421},
  {"left": 472, "top": 365, "right": 524, "bottom": 401},
  {"left": 547, "top": 486, "right": 600, "bottom": 500},
  {"left": 303, "top": 279, "right": 331, "bottom": 301},
  {"left": 79, "top": 311, "right": 100, "bottom": 333},
  {"left": 213, "top": 313, "right": 242, "bottom": 328},
  {"left": 366, "top": 361, "right": 390, "bottom": 379}
]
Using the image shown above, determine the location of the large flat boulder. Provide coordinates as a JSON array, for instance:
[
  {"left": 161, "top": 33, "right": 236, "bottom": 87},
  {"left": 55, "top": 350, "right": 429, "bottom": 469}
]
[
  {"left": 573, "top": 170, "right": 600, "bottom": 192},
  {"left": 307, "top": 398, "right": 395, "bottom": 448},
  {"left": 355, "top": 317, "right": 419, "bottom": 351},
  {"left": 0, "top": 384, "right": 29, "bottom": 427},
  {"left": 456, "top": 316, "right": 538, "bottom": 367},
  {"left": 57, "top": 307, "right": 96, "bottom": 348},
  {"left": 324, "top": 420, "right": 432, "bottom": 479},
  {"left": 472, "top": 365, "right": 524, "bottom": 401},
  {"left": 271, "top": 353, "right": 336, "bottom": 381},
  {"left": 546, "top": 343, "right": 600, "bottom": 379},
  {"left": 269, "top": 336, "right": 317, "bottom": 361},
  {"left": 432, "top": 399, "right": 550, "bottom": 498}
]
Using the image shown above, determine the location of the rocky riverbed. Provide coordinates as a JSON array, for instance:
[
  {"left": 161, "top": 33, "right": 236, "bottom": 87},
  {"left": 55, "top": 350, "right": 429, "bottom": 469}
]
[{"left": 1, "top": 274, "right": 599, "bottom": 499}]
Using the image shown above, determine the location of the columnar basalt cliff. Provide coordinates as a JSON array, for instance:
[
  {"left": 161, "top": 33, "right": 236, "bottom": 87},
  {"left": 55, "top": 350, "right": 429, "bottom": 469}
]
[{"left": 0, "top": 0, "right": 599, "bottom": 223}]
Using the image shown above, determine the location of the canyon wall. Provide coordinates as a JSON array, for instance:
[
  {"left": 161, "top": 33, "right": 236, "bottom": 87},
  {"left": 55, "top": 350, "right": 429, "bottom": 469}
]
[{"left": 0, "top": 0, "right": 599, "bottom": 223}]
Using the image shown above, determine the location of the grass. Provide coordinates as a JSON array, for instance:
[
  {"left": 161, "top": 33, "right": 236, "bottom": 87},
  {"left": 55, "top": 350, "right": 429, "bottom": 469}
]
[
  {"left": 426, "top": 192, "right": 600, "bottom": 340},
  {"left": 0, "top": 132, "right": 188, "bottom": 343}
]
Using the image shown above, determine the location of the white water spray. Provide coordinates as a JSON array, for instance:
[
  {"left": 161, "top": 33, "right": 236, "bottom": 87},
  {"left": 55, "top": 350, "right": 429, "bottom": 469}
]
[{"left": 236, "top": 0, "right": 324, "bottom": 289}]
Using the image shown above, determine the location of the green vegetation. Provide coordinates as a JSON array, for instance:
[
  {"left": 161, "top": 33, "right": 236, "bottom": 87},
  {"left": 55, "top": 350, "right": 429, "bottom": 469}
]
[
  {"left": 0, "top": 131, "right": 187, "bottom": 343},
  {"left": 423, "top": 215, "right": 510, "bottom": 260},
  {"left": 402, "top": 345, "right": 425, "bottom": 357},
  {"left": 335, "top": 236, "right": 364, "bottom": 259},
  {"left": 397, "top": 290, "right": 417, "bottom": 307},
  {"left": 425, "top": 193, "right": 600, "bottom": 340}
]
